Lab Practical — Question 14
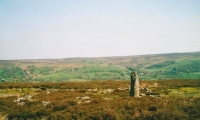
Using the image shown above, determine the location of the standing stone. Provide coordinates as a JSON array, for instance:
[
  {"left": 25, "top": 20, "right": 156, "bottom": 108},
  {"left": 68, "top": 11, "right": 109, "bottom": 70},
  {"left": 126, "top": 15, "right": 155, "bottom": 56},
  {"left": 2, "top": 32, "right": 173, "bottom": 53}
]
[{"left": 130, "top": 71, "right": 139, "bottom": 97}]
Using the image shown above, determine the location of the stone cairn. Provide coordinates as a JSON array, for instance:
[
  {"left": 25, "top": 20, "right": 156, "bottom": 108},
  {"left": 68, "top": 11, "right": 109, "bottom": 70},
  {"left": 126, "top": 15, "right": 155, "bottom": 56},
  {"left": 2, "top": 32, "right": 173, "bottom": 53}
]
[{"left": 130, "top": 71, "right": 139, "bottom": 97}]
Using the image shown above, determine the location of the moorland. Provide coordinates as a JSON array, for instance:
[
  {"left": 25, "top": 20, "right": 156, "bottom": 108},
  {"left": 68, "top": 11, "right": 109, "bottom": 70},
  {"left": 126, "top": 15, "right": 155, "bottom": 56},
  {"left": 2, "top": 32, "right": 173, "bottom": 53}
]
[{"left": 0, "top": 80, "right": 200, "bottom": 119}]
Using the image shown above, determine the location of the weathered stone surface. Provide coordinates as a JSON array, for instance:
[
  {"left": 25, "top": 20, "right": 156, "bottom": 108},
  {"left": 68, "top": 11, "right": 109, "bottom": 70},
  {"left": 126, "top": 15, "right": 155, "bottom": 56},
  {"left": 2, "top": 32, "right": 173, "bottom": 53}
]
[{"left": 130, "top": 71, "right": 139, "bottom": 97}]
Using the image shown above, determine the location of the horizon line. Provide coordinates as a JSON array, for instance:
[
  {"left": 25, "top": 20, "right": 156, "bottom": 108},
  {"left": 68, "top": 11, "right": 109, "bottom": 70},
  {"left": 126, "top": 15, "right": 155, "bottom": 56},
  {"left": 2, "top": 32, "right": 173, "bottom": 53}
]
[{"left": 0, "top": 51, "right": 199, "bottom": 61}]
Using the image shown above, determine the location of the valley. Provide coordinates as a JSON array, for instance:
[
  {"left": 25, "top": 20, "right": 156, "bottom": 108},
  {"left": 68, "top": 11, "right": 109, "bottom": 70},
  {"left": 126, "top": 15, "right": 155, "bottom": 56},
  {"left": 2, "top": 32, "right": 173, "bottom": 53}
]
[{"left": 0, "top": 52, "right": 199, "bottom": 82}]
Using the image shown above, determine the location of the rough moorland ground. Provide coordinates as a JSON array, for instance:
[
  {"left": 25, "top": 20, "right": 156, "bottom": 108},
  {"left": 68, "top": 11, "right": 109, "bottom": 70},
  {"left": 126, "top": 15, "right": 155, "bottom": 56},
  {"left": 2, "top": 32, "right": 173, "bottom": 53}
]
[{"left": 0, "top": 80, "right": 200, "bottom": 120}]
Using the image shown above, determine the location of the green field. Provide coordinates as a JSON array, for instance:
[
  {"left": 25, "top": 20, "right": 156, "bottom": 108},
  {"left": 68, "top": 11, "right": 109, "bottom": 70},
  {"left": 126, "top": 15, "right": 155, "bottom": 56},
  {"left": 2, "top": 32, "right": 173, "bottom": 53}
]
[{"left": 0, "top": 52, "right": 200, "bottom": 82}]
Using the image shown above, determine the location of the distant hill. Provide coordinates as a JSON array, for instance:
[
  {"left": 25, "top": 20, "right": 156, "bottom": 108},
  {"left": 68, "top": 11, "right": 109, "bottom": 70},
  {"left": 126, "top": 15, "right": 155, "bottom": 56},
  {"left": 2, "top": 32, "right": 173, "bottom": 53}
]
[{"left": 0, "top": 51, "right": 200, "bottom": 82}]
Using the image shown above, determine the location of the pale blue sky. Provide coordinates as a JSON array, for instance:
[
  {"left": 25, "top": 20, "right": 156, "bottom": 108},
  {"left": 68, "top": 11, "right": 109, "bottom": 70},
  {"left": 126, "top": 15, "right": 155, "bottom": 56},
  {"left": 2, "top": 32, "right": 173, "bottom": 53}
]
[{"left": 0, "top": 0, "right": 200, "bottom": 60}]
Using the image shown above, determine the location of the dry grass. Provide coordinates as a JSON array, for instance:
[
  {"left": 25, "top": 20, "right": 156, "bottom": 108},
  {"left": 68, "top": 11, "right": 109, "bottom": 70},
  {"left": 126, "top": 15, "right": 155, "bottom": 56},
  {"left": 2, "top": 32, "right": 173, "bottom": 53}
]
[
  {"left": 0, "top": 80, "right": 200, "bottom": 120},
  {"left": 0, "top": 113, "right": 7, "bottom": 120}
]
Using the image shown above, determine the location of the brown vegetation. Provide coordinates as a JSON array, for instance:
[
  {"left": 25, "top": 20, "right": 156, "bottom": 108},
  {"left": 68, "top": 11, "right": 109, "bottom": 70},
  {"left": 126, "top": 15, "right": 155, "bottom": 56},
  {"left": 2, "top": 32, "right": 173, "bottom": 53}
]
[{"left": 0, "top": 80, "right": 200, "bottom": 120}]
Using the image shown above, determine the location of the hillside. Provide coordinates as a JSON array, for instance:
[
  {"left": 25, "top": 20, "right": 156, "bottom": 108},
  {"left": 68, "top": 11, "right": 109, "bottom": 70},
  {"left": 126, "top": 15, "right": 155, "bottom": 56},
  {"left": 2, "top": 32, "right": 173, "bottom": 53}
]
[{"left": 0, "top": 52, "right": 200, "bottom": 82}]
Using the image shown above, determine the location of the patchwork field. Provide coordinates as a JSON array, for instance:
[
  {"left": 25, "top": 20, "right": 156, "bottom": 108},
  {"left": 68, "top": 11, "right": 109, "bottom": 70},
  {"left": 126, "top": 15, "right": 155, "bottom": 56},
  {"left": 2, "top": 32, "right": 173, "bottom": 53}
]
[{"left": 0, "top": 52, "right": 200, "bottom": 82}]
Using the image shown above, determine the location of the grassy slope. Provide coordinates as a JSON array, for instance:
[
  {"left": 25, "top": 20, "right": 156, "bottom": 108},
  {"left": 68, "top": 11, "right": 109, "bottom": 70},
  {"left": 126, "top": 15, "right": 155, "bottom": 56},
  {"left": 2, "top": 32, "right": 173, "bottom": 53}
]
[{"left": 0, "top": 52, "right": 200, "bottom": 82}]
